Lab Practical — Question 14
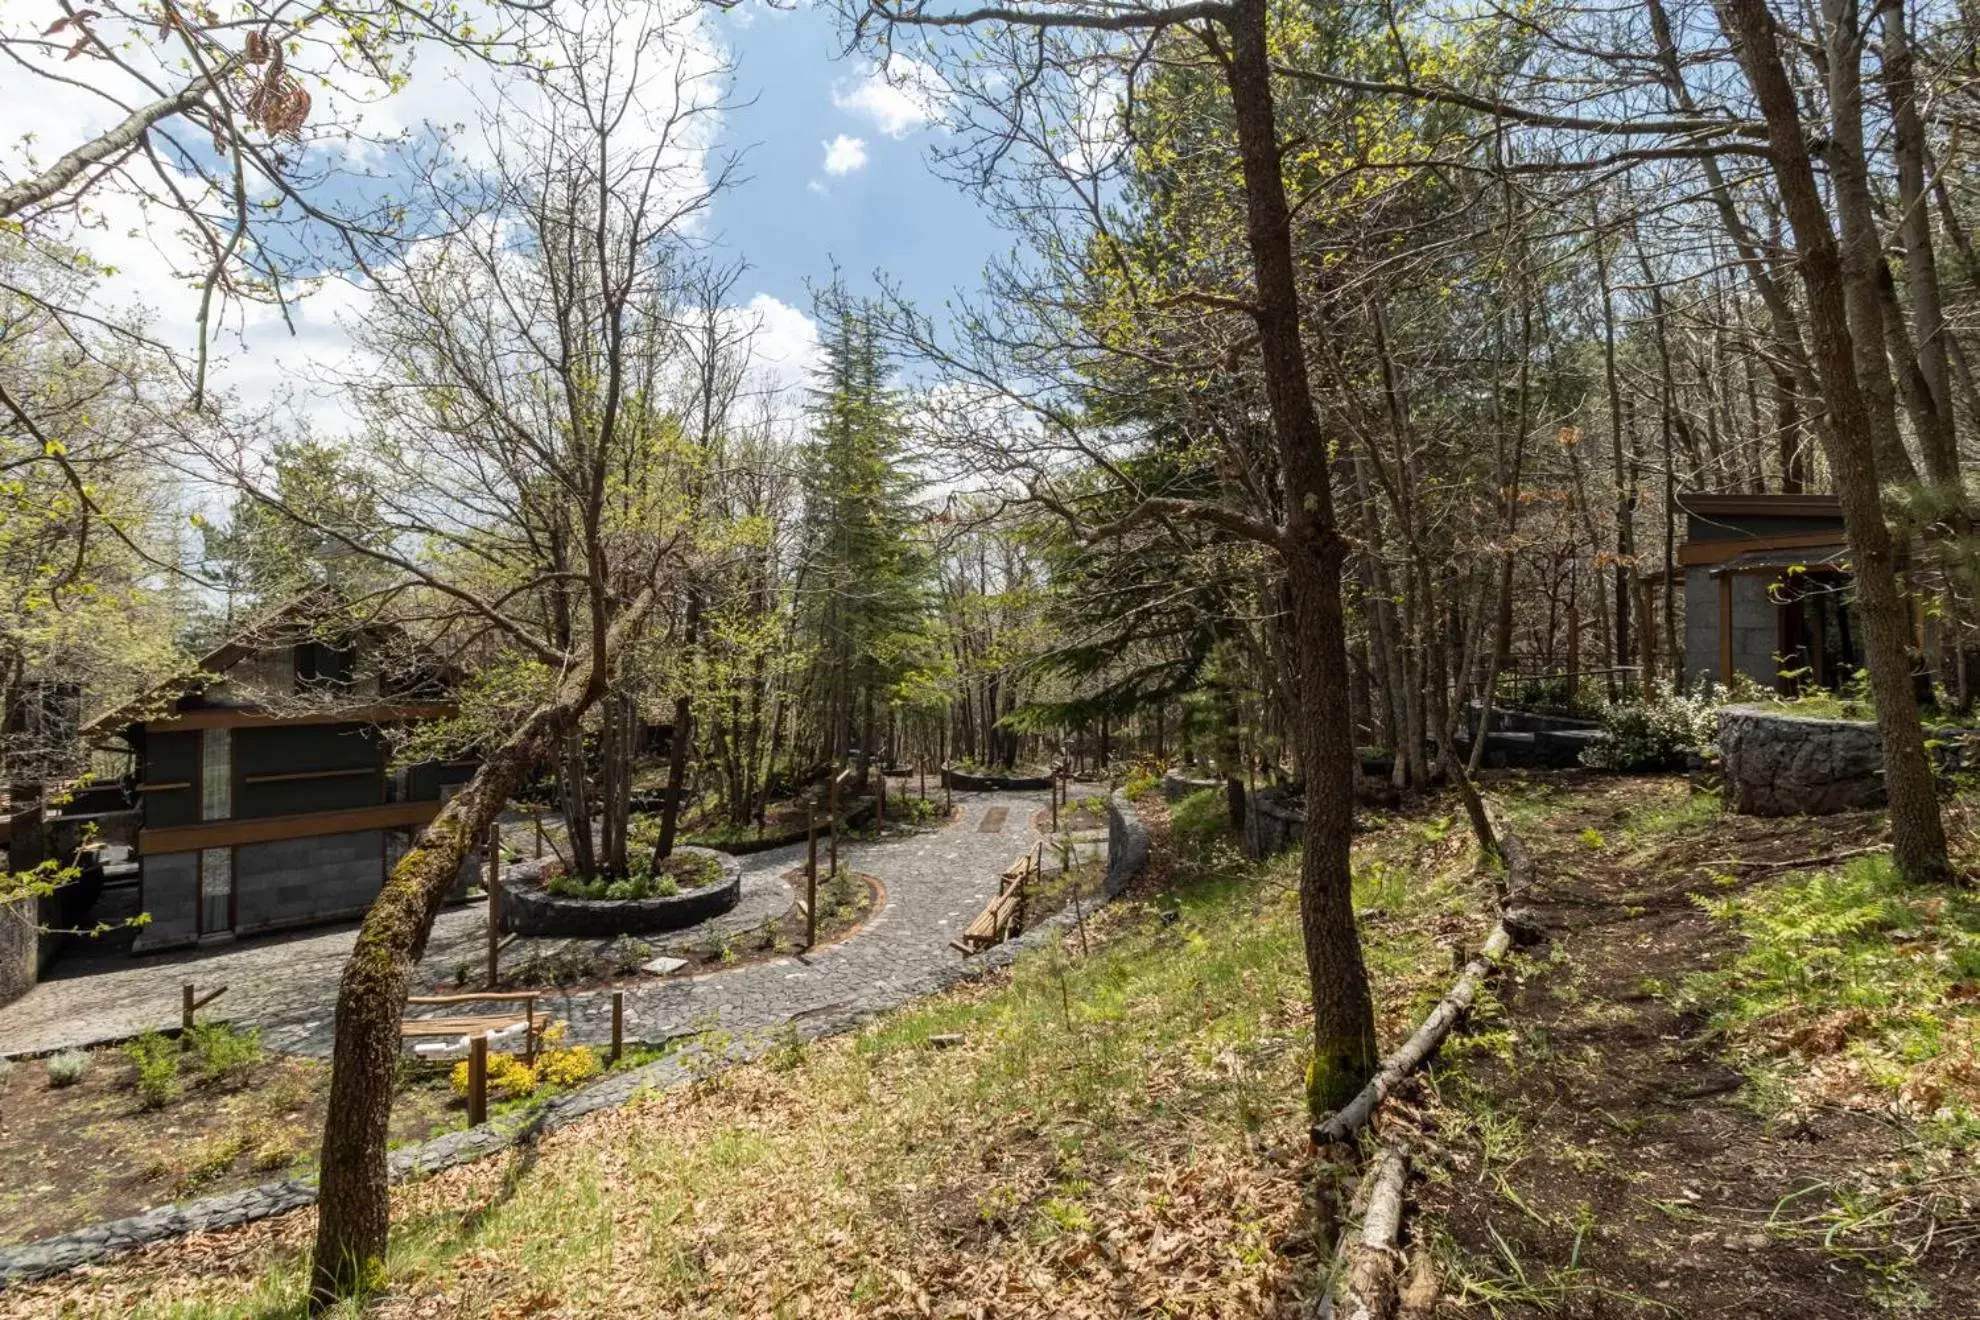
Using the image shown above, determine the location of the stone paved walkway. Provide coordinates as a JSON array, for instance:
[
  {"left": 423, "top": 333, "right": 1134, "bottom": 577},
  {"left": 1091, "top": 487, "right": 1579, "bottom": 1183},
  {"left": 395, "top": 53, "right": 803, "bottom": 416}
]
[{"left": 0, "top": 791, "right": 1070, "bottom": 1058}]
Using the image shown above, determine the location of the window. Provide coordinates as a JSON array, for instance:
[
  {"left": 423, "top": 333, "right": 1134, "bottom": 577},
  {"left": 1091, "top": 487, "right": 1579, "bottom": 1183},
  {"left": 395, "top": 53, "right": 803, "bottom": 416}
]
[{"left": 200, "top": 728, "right": 231, "bottom": 821}]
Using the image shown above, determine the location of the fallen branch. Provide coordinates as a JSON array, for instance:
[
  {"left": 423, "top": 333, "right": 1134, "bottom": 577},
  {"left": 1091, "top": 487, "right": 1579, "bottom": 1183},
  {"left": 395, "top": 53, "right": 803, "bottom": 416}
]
[
  {"left": 1319, "top": 1145, "right": 1409, "bottom": 1320},
  {"left": 1313, "top": 801, "right": 1534, "bottom": 1149},
  {"left": 1695, "top": 843, "right": 1889, "bottom": 874}
]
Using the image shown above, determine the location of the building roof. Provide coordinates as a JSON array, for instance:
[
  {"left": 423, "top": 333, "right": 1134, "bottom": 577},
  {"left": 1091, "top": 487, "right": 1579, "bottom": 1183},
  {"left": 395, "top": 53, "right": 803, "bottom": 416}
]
[{"left": 81, "top": 591, "right": 452, "bottom": 737}]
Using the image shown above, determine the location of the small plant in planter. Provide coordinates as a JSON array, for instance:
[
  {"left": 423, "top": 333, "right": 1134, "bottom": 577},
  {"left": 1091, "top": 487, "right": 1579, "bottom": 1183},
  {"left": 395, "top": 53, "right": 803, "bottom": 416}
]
[{"left": 543, "top": 849, "right": 721, "bottom": 899}]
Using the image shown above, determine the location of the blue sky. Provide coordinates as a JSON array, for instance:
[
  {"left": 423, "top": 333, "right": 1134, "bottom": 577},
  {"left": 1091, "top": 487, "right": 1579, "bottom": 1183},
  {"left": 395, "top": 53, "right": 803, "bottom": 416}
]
[
  {"left": 707, "top": 3, "right": 1009, "bottom": 339},
  {"left": 0, "top": 0, "right": 1008, "bottom": 423}
]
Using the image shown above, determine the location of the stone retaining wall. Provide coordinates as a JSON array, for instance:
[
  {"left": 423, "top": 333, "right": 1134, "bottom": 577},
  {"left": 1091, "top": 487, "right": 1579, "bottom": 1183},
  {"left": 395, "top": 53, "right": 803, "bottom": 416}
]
[
  {"left": 1245, "top": 786, "right": 1305, "bottom": 859},
  {"left": 943, "top": 768, "right": 1052, "bottom": 792},
  {"left": 0, "top": 896, "right": 37, "bottom": 1009},
  {"left": 1105, "top": 790, "right": 1150, "bottom": 898},
  {"left": 499, "top": 847, "right": 742, "bottom": 937},
  {"left": 1718, "top": 704, "right": 1980, "bottom": 816}
]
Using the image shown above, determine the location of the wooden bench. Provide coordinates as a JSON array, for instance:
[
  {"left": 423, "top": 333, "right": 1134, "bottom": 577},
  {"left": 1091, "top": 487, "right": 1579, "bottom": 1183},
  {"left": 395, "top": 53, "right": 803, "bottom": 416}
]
[
  {"left": 950, "top": 846, "right": 1040, "bottom": 956},
  {"left": 401, "top": 991, "right": 549, "bottom": 1061}
]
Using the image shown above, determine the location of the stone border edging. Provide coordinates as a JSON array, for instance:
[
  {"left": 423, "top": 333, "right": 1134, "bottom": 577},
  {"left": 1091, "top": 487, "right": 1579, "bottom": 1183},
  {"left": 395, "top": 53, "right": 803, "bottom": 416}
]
[
  {"left": 0, "top": 792, "right": 1158, "bottom": 1289},
  {"left": 1105, "top": 790, "right": 1150, "bottom": 899},
  {"left": 943, "top": 768, "right": 1051, "bottom": 792},
  {"left": 498, "top": 848, "right": 742, "bottom": 938}
]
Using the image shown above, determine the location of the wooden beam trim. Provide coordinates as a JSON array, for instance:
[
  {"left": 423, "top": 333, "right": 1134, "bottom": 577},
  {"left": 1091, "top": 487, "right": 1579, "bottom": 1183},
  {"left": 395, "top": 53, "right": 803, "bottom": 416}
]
[
  {"left": 240, "top": 766, "right": 378, "bottom": 786},
  {"left": 1677, "top": 529, "right": 1852, "bottom": 566},
  {"left": 1718, "top": 573, "right": 1735, "bottom": 688},
  {"left": 139, "top": 801, "right": 440, "bottom": 853},
  {"left": 137, "top": 781, "right": 193, "bottom": 793},
  {"left": 142, "top": 703, "right": 455, "bottom": 732}
]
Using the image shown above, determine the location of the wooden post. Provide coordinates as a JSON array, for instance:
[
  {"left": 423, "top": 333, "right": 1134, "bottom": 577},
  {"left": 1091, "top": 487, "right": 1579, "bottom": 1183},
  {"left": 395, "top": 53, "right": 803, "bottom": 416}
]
[
  {"left": 827, "top": 773, "right": 839, "bottom": 881},
  {"left": 920, "top": 761, "right": 927, "bottom": 802},
  {"left": 487, "top": 823, "right": 503, "bottom": 990},
  {"left": 1717, "top": 570, "right": 1735, "bottom": 689},
  {"left": 806, "top": 824, "right": 819, "bottom": 951},
  {"left": 877, "top": 773, "right": 886, "bottom": 831},
  {"left": 468, "top": 1036, "right": 489, "bottom": 1126},
  {"left": 610, "top": 991, "right": 624, "bottom": 1065},
  {"left": 534, "top": 815, "right": 544, "bottom": 860},
  {"left": 182, "top": 983, "right": 195, "bottom": 1036},
  {"left": 1051, "top": 769, "right": 1060, "bottom": 832}
]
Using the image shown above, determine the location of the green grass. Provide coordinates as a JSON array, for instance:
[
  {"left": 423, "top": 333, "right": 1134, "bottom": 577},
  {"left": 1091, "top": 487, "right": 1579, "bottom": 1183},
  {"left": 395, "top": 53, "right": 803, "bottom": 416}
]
[{"left": 1683, "top": 854, "right": 1980, "bottom": 1125}]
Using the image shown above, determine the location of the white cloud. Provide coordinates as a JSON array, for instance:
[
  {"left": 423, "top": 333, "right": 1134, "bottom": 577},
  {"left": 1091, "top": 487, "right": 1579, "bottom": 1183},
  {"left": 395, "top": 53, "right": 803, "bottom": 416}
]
[
  {"left": 739, "top": 293, "right": 821, "bottom": 396},
  {"left": 0, "top": 0, "right": 730, "bottom": 438},
  {"left": 831, "top": 57, "right": 948, "bottom": 138},
  {"left": 821, "top": 134, "right": 869, "bottom": 176}
]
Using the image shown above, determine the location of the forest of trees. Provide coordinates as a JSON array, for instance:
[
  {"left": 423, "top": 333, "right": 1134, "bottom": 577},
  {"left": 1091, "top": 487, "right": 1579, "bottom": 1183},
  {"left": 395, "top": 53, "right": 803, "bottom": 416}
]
[{"left": 10, "top": 0, "right": 1980, "bottom": 1298}]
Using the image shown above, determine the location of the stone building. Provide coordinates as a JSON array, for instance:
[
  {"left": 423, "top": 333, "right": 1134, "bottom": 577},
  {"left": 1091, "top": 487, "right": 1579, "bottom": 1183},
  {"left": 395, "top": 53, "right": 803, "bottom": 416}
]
[
  {"left": 85, "top": 599, "right": 479, "bottom": 952},
  {"left": 1662, "top": 492, "right": 1864, "bottom": 693}
]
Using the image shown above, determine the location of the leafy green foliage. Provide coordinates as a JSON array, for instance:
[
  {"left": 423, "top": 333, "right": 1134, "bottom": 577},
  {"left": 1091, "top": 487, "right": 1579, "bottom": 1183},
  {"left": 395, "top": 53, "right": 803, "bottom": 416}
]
[
  {"left": 1686, "top": 856, "right": 1980, "bottom": 1120},
  {"left": 187, "top": 1021, "right": 264, "bottom": 1088},
  {"left": 44, "top": 1049, "right": 88, "bottom": 1088},
  {"left": 1580, "top": 682, "right": 1722, "bottom": 771},
  {"left": 123, "top": 1032, "right": 180, "bottom": 1109}
]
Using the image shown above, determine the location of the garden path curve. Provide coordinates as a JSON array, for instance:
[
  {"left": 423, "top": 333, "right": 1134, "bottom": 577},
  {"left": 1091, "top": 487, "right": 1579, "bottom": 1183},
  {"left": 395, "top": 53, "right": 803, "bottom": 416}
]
[{"left": 0, "top": 791, "right": 1071, "bottom": 1059}]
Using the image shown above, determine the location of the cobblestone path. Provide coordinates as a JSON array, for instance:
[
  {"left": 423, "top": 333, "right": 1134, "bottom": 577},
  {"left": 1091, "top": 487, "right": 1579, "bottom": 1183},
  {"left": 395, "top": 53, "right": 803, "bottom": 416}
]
[{"left": 0, "top": 791, "right": 1067, "bottom": 1058}]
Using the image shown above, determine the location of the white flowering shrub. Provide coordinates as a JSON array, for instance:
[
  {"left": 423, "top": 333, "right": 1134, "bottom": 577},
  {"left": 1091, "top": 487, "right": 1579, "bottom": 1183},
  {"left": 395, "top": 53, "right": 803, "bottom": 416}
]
[{"left": 1582, "top": 680, "right": 1724, "bottom": 771}]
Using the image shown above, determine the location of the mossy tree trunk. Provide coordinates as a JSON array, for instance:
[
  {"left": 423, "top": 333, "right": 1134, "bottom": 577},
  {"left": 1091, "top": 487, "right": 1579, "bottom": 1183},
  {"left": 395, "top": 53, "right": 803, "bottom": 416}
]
[{"left": 310, "top": 593, "right": 654, "bottom": 1304}]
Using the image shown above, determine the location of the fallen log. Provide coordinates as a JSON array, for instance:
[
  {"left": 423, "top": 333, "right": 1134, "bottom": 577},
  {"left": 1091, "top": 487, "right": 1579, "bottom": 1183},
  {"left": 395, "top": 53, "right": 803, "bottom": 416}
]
[
  {"left": 1313, "top": 801, "right": 1533, "bottom": 1149},
  {"left": 1319, "top": 1145, "right": 1408, "bottom": 1320}
]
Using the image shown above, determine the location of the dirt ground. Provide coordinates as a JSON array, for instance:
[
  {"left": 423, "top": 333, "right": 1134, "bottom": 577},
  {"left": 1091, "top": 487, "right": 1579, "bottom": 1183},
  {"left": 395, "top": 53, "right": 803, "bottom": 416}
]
[
  {"left": 1412, "top": 772, "right": 1980, "bottom": 1318},
  {"left": 0, "top": 1047, "right": 458, "bottom": 1247}
]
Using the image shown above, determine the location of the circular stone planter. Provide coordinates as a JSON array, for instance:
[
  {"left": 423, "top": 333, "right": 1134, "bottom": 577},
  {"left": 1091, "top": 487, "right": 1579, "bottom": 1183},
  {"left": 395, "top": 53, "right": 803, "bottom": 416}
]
[{"left": 499, "top": 846, "right": 743, "bottom": 937}]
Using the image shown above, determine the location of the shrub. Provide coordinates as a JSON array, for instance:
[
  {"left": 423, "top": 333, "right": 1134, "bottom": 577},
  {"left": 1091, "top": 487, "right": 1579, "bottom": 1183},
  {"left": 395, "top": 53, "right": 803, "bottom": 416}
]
[
  {"left": 539, "top": 1044, "right": 599, "bottom": 1088},
  {"left": 449, "top": 1051, "right": 539, "bottom": 1101},
  {"left": 123, "top": 1031, "right": 180, "bottom": 1108},
  {"left": 186, "top": 1021, "right": 263, "bottom": 1087},
  {"left": 45, "top": 1050, "right": 88, "bottom": 1088},
  {"left": 1582, "top": 681, "right": 1722, "bottom": 771},
  {"left": 610, "top": 934, "right": 654, "bottom": 974}
]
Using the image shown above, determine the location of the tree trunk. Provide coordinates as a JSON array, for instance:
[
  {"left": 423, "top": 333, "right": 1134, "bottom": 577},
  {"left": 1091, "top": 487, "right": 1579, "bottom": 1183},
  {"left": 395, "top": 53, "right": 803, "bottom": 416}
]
[
  {"left": 1716, "top": 0, "right": 1951, "bottom": 884},
  {"left": 309, "top": 582, "right": 654, "bottom": 1301},
  {"left": 1222, "top": 0, "right": 1377, "bottom": 1114}
]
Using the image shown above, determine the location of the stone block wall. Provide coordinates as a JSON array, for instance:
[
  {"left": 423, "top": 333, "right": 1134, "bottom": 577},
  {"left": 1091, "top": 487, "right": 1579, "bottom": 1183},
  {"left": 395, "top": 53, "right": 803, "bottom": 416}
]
[
  {"left": 1685, "top": 568, "right": 1782, "bottom": 690},
  {"left": 1720, "top": 706, "right": 1886, "bottom": 815},
  {"left": 0, "top": 896, "right": 37, "bottom": 1008},
  {"left": 235, "top": 830, "right": 386, "bottom": 934},
  {"left": 133, "top": 851, "right": 199, "bottom": 951}
]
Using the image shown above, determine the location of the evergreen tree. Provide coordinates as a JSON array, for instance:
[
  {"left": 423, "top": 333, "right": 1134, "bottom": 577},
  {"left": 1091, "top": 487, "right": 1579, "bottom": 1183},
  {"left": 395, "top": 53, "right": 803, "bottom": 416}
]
[{"left": 798, "top": 286, "right": 930, "bottom": 776}]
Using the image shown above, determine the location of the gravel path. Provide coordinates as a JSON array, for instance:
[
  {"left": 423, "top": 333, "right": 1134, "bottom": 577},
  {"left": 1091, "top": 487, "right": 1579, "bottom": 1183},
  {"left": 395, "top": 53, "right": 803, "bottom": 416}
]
[{"left": 0, "top": 791, "right": 1067, "bottom": 1058}]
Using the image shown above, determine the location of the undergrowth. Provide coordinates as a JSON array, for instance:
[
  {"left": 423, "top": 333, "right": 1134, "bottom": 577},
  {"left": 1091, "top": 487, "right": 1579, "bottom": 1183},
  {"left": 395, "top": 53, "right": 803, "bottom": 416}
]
[
  {"left": 1683, "top": 855, "right": 1980, "bottom": 1133},
  {"left": 14, "top": 798, "right": 1491, "bottom": 1320}
]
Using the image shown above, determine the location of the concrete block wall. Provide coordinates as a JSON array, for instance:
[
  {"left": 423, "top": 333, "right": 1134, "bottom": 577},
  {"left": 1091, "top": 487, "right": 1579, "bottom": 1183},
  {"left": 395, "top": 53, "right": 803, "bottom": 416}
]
[
  {"left": 234, "top": 830, "right": 385, "bottom": 934},
  {"left": 1728, "top": 574, "right": 1780, "bottom": 687},
  {"left": 134, "top": 851, "right": 199, "bottom": 951},
  {"left": 1684, "top": 567, "right": 1782, "bottom": 690}
]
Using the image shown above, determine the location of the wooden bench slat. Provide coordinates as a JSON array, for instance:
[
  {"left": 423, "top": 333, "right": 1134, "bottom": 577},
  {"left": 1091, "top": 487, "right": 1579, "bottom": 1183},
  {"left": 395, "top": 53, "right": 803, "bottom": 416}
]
[{"left": 401, "top": 1010, "right": 548, "bottom": 1038}]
